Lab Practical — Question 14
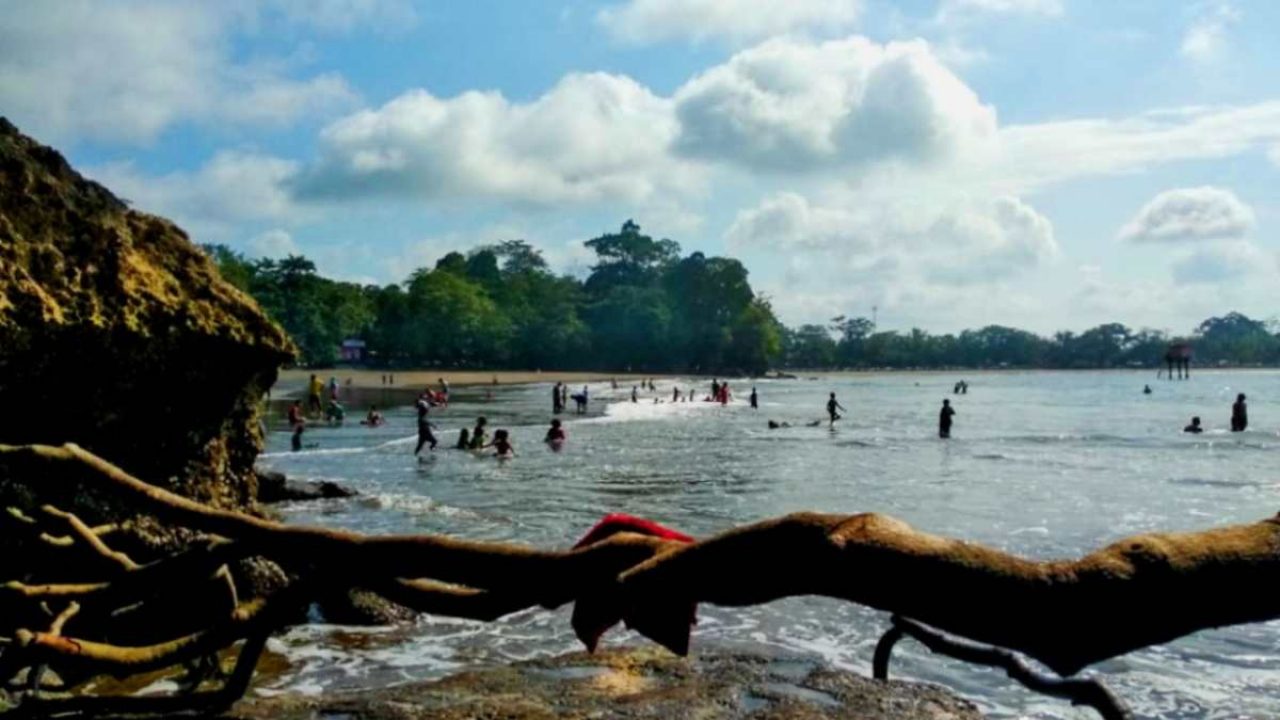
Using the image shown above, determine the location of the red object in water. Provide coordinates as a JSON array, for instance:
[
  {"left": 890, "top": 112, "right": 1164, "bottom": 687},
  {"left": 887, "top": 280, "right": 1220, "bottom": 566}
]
[{"left": 573, "top": 512, "right": 694, "bottom": 548}]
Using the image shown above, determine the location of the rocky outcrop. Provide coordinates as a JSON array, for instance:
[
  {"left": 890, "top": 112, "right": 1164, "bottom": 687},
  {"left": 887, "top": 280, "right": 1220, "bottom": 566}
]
[
  {"left": 230, "top": 646, "right": 984, "bottom": 720},
  {"left": 0, "top": 117, "right": 293, "bottom": 518},
  {"left": 257, "top": 470, "right": 358, "bottom": 503}
]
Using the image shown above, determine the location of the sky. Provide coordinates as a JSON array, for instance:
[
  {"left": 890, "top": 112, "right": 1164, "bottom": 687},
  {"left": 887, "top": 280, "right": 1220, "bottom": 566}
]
[{"left": 3, "top": 0, "right": 1279, "bottom": 335}]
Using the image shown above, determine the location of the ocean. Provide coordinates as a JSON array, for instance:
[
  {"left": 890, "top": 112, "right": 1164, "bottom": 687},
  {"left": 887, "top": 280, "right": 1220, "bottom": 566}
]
[{"left": 257, "top": 370, "right": 1280, "bottom": 718}]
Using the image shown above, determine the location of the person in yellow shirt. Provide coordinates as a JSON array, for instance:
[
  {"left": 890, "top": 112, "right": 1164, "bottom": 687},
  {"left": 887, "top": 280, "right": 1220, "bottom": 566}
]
[{"left": 307, "top": 374, "right": 324, "bottom": 415}]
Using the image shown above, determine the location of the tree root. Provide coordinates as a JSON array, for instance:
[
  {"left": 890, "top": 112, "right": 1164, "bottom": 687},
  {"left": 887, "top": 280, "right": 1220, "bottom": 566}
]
[
  {"left": 874, "top": 616, "right": 1133, "bottom": 720},
  {"left": 1, "top": 442, "right": 1278, "bottom": 719}
]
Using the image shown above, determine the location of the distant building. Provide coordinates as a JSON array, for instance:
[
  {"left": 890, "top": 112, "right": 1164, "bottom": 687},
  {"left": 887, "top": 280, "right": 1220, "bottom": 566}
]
[{"left": 339, "top": 338, "right": 366, "bottom": 363}]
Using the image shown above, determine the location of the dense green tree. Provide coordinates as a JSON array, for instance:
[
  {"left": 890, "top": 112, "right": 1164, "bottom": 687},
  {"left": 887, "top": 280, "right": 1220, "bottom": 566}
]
[{"left": 203, "top": 240, "right": 1280, "bottom": 373}]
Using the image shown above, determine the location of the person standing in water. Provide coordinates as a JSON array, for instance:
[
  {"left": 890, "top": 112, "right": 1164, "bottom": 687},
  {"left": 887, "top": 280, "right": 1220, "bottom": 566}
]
[
  {"left": 561, "top": 383, "right": 568, "bottom": 411},
  {"left": 414, "top": 391, "right": 437, "bottom": 455},
  {"left": 552, "top": 382, "right": 564, "bottom": 414},
  {"left": 826, "top": 392, "right": 845, "bottom": 425},
  {"left": 1231, "top": 393, "right": 1248, "bottom": 432},
  {"left": 631, "top": 386, "right": 639, "bottom": 403},
  {"left": 939, "top": 399, "right": 956, "bottom": 438},
  {"left": 469, "top": 417, "right": 489, "bottom": 449},
  {"left": 307, "top": 374, "right": 324, "bottom": 415},
  {"left": 1143, "top": 384, "right": 1152, "bottom": 395},
  {"left": 711, "top": 378, "right": 720, "bottom": 400},
  {"left": 1184, "top": 416, "right": 1203, "bottom": 434},
  {"left": 750, "top": 387, "right": 758, "bottom": 409},
  {"left": 490, "top": 429, "right": 514, "bottom": 458},
  {"left": 545, "top": 419, "right": 566, "bottom": 446}
]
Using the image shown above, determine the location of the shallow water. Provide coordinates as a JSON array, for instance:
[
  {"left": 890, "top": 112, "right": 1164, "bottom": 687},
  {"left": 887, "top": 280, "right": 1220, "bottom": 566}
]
[{"left": 258, "top": 371, "right": 1280, "bottom": 718}]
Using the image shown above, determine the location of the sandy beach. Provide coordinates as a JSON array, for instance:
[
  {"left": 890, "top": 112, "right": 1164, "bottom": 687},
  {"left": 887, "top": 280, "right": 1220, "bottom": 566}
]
[{"left": 276, "top": 369, "right": 667, "bottom": 393}]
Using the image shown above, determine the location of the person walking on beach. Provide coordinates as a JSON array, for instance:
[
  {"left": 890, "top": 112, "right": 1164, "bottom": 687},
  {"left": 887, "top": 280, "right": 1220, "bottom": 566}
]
[
  {"left": 827, "top": 393, "right": 845, "bottom": 426},
  {"left": 939, "top": 399, "right": 956, "bottom": 439},
  {"left": 1231, "top": 393, "right": 1248, "bottom": 432},
  {"left": 750, "top": 387, "right": 758, "bottom": 409},
  {"left": 414, "top": 391, "right": 438, "bottom": 455},
  {"left": 553, "top": 382, "right": 564, "bottom": 414}
]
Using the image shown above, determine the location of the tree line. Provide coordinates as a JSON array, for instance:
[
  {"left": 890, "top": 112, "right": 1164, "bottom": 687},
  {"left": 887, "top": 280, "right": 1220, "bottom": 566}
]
[
  {"left": 205, "top": 221, "right": 1280, "bottom": 373},
  {"left": 205, "top": 221, "right": 782, "bottom": 374}
]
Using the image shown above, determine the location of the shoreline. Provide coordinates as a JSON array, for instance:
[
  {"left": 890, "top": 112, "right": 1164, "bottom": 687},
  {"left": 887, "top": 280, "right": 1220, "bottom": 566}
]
[{"left": 277, "top": 365, "right": 1279, "bottom": 393}]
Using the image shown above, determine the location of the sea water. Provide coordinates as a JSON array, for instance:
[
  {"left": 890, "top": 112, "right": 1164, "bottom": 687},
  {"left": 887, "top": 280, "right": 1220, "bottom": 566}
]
[{"left": 257, "top": 370, "right": 1280, "bottom": 718}]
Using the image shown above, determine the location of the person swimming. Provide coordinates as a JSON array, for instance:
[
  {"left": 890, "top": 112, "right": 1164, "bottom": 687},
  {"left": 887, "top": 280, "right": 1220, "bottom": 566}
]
[
  {"left": 1231, "top": 393, "right": 1248, "bottom": 432},
  {"left": 1184, "top": 416, "right": 1203, "bottom": 434},
  {"left": 939, "top": 398, "right": 955, "bottom": 439},
  {"left": 1143, "top": 384, "right": 1152, "bottom": 395},
  {"left": 545, "top": 419, "right": 566, "bottom": 445},
  {"left": 826, "top": 392, "right": 845, "bottom": 425},
  {"left": 456, "top": 427, "right": 471, "bottom": 449},
  {"left": 491, "top": 429, "right": 514, "bottom": 458},
  {"left": 767, "top": 420, "right": 791, "bottom": 429},
  {"left": 363, "top": 406, "right": 383, "bottom": 426}
]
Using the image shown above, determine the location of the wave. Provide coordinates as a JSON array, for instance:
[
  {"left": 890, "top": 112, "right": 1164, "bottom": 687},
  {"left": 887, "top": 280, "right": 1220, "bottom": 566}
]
[{"left": 355, "top": 493, "right": 481, "bottom": 520}]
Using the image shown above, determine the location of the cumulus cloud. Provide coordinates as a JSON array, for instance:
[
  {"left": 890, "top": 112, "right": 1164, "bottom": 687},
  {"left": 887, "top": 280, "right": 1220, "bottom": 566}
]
[
  {"left": 0, "top": 0, "right": 361, "bottom": 144},
  {"left": 596, "top": 0, "right": 861, "bottom": 45},
  {"left": 726, "top": 191, "right": 1056, "bottom": 293},
  {"left": 1118, "top": 186, "right": 1254, "bottom": 243},
  {"left": 1180, "top": 2, "right": 1240, "bottom": 64},
  {"left": 673, "top": 37, "right": 996, "bottom": 171},
  {"left": 1171, "top": 241, "right": 1271, "bottom": 284},
  {"left": 85, "top": 152, "right": 302, "bottom": 240},
  {"left": 295, "top": 72, "right": 696, "bottom": 205},
  {"left": 247, "top": 229, "right": 302, "bottom": 259}
]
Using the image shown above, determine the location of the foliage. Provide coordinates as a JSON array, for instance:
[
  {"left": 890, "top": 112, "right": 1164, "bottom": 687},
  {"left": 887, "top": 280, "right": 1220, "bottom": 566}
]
[{"left": 204, "top": 235, "right": 1280, "bottom": 372}]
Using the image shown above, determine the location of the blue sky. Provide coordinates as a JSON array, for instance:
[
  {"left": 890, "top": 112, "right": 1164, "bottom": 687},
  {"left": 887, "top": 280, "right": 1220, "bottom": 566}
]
[{"left": 3, "top": 0, "right": 1279, "bottom": 334}]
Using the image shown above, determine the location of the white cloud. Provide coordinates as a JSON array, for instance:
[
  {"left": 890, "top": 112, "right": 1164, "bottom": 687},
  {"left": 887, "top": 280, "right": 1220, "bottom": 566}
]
[
  {"left": 1118, "top": 187, "right": 1254, "bottom": 243},
  {"left": 1171, "top": 241, "right": 1271, "bottom": 284},
  {"left": 937, "top": 0, "right": 1064, "bottom": 21},
  {"left": 995, "top": 103, "right": 1280, "bottom": 192},
  {"left": 726, "top": 190, "right": 1056, "bottom": 309},
  {"left": 597, "top": 0, "right": 861, "bottom": 45},
  {"left": 86, "top": 152, "right": 302, "bottom": 241},
  {"left": 247, "top": 0, "right": 418, "bottom": 33},
  {"left": 1180, "top": 2, "right": 1240, "bottom": 64},
  {"left": 0, "top": 0, "right": 361, "bottom": 145},
  {"left": 673, "top": 37, "right": 996, "bottom": 171},
  {"left": 296, "top": 72, "right": 698, "bottom": 205},
  {"left": 247, "top": 229, "right": 302, "bottom": 259}
]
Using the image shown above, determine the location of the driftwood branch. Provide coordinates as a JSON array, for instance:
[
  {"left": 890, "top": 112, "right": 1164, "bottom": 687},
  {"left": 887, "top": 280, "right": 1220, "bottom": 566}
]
[
  {"left": 875, "top": 616, "right": 1133, "bottom": 720},
  {"left": 1, "top": 442, "right": 1278, "bottom": 719}
]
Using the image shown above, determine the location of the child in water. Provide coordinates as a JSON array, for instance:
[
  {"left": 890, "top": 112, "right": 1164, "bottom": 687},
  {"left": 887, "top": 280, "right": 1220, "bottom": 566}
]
[
  {"left": 469, "top": 417, "right": 489, "bottom": 449},
  {"left": 456, "top": 428, "right": 471, "bottom": 449},
  {"left": 1184, "top": 416, "right": 1203, "bottom": 434},
  {"left": 545, "top": 419, "right": 566, "bottom": 446},
  {"left": 491, "top": 429, "right": 514, "bottom": 458}
]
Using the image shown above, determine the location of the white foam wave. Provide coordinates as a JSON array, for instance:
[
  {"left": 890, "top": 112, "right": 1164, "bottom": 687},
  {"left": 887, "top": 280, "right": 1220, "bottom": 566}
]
[{"left": 582, "top": 398, "right": 739, "bottom": 424}]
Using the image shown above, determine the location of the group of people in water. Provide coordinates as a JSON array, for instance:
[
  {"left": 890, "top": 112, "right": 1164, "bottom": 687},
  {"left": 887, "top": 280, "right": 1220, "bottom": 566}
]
[
  {"left": 1182, "top": 393, "right": 1249, "bottom": 434},
  {"left": 285, "top": 373, "right": 1258, "bottom": 455}
]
